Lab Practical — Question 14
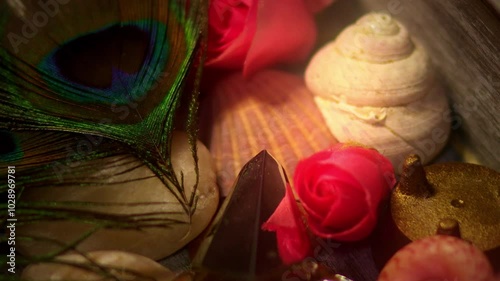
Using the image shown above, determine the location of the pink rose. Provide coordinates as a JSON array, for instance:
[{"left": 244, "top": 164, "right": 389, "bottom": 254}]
[
  {"left": 295, "top": 144, "right": 396, "bottom": 241},
  {"left": 206, "top": 0, "right": 333, "bottom": 75},
  {"left": 263, "top": 144, "right": 396, "bottom": 264}
]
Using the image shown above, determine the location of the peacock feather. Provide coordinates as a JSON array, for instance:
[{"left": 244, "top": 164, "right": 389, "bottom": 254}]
[
  {"left": 0, "top": 0, "right": 205, "bottom": 205},
  {"left": 0, "top": 0, "right": 207, "bottom": 268}
]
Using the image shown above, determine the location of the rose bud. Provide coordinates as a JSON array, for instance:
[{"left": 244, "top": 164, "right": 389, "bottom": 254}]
[
  {"left": 263, "top": 144, "right": 396, "bottom": 264},
  {"left": 295, "top": 144, "right": 396, "bottom": 241}
]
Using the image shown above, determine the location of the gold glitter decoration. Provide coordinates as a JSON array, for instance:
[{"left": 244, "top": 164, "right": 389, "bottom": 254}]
[{"left": 391, "top": 154, "right": 500, "bottom": 251}]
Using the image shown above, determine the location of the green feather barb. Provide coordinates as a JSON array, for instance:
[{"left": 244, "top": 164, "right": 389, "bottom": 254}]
[{"left": 0, "top": 0, "right": 207, "bottom": 268}]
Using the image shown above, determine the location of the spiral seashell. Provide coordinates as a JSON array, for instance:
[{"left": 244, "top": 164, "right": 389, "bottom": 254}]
[
  {"left": 305, "top": 13, "right": 450, "bottom": 172},
  {"left": 200, "top": 70, "right": 337, "bottom": 196}
]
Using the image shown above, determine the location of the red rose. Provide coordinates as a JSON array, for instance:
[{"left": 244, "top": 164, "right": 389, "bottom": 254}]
[
  {"left": 206, "top": 0, "right": 333, "bottom": 75},
  {"left": 263, "top": 144, "right": 395, "bottom": 264},
  {"left": 295, "top": 144, "right": 396, "bottom": 241}
]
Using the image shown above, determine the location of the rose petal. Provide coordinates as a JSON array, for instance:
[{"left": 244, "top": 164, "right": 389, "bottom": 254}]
[
  {"left": 243, "top": 0, "right": 317, "bottom": 75},
  {"left": 305, "top": 167, "right": 371, "bottom": 239},
  {"left": 206, "top": 0, "right": 258, "bottom": 69},
  {"left": 323, "top": 174, "right": 368, "bottom": 231},
  {"left": 273, "top": 225, "right": 311, "bottom": 265},
  {"left": 263, "top": 190, "right": 296, "bottom": 229},
  {"left": 295, "top": 151, "right": 363, "bottom": 222},
  {"left": 303, "top": 170, "right": 335, "bottom": 200},
  {"left": 327, "top": 145, "right": 395, "bottom": 215},
  {"left": 318, "top": 211, "right": 377, "bottom": 241},
  {"left": 295, "top": 168, "right": 334, "bottom": 219},
  {"left": 331, "top": 145, "right": 396, "bottom": 188},
  {"left": 262, "top": 184, "right": 311, "bottom": 265}
]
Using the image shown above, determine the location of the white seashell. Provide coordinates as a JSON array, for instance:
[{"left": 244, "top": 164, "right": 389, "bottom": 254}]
[
  {"left": 306, "top": 12, "right": 450, "bottom": 171},
  {"left": 17, "top": 132, "right": 219, "bottom": 260}
]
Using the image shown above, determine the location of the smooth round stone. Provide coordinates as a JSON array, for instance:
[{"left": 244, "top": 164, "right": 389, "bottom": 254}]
[
  {"left": 22, "top": 250, "right": 176, "bottom": 280},
  {"left": 17, "top": 132, "right": 219, "bottom": 260}
]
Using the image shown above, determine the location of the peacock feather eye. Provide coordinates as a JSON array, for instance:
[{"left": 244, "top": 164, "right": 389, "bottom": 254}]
[
  {"left": 0, "top": 0, "right": 204, "bottom": 153},
  {"left": 38, "top": 21, "right": 169, "bottom": 105},
  {"left": 0, "top": 130, "right": 23, "bottom": 162},
  {"left": 0, "top": 0, "right": 206, "bottom": 199},
  {"left": 0, "top": 1, "right": 208, "bottom": 270}
]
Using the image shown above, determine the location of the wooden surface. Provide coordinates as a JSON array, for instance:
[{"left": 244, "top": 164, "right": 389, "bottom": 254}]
[{"left": 317, "top": 0, "right": 500, "bottom": 171}]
